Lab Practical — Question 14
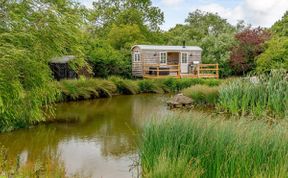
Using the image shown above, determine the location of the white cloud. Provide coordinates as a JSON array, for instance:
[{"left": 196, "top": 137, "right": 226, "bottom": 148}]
[
  {"left": 194, "top": 0, "right": 288, "bottom": 27},
  {"left": 196, "top": 3, "right": 244, "bottom": 25},
  {"left": 243, "top": 0, "right": 288, "bottom": 27},
  {"left": 161, "top": 0, "right": 184, "bottom": 6}
]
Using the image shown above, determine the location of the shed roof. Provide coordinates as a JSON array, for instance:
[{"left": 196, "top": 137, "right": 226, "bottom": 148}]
[
  {"left": 132, "top": 45, "right": 202, "bottom": 51},
  {"left": 50, "top": 55, "right": 75, "bottom": 64}
]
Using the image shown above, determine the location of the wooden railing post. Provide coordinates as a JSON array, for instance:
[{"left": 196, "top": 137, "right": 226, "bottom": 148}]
[
  {"left": 157, "top": 65, "right": 159, "bottom": 77},
  {"left": 197, "top": 64, "right": 200, "bottom": 78},
  {"left": 216, "top": 64, "right": 219, "bottom": 79}
]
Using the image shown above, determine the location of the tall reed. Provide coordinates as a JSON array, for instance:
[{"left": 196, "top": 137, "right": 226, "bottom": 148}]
[
  {"left": 218, "top": 70, "right": 288, "bottom": 118},
  {"left": 140, "top": 113, "right": 288, "bottom": 178}
]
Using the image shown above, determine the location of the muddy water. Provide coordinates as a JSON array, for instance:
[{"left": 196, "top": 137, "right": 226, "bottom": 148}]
[{"left": 0, "top": 95, "right": 172, "bottom": 178}]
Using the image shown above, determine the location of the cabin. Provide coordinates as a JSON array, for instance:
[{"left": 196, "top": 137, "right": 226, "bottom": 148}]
[{"left": 131, "top": 45, "right": 219, "bottom": 79}]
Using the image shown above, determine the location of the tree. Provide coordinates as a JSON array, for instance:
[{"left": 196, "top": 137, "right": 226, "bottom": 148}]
[
  {"left": 229, "top": 27, "right": 271, "bottom": 75},
  {"left": 256, "top": 37, "right": 288, "bottom": 72},
  {"left": 255, "top": 11, "right": 288, "bottom": 73},
  {"left": 90, "top": 0, "right": 164, "bottom": 31},
  {"left": 0, "top": 0, "right": 87, "bottom": 131}
]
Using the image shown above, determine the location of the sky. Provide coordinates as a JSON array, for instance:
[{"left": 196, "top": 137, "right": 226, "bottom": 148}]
[{"left": 77, "top": 0, "right": 288, "bottom": 30}]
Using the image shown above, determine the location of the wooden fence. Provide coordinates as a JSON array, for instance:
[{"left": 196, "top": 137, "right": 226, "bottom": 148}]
[{"left": 143, "top": 64, "right": 219, "bottom": 79}]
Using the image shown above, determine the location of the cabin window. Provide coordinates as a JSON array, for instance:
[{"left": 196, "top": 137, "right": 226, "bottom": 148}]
[
  {"left": 160, "top": 52, "right": 167, "bottom": 64},
  {"left": 133, "top": 52, "right": 140, "bottom": 62},
  {"left": 181, "top": 53, "right": 188, "bottom": 64}
]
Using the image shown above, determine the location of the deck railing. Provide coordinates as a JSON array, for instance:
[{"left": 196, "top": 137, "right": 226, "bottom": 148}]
[{"left": 143, "top": 63, "right": 219, "bottom": 79}]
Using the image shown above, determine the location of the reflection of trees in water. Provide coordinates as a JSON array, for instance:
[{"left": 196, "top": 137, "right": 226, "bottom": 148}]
[{"left": 0, "top": 95, "right": 165, "bottom": 165}]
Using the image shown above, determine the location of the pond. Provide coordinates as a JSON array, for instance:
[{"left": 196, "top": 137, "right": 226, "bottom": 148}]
[{"left": 0, "top": 94, "right": 173, "bottom": 177}]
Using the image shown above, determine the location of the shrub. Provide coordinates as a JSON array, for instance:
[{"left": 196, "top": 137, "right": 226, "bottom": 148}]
[
  {"left": 140, "top": 114, "right": 288, "bottom": 178},
  {"left": 182, "top": 85, "right": 219, "bottom": 105}
]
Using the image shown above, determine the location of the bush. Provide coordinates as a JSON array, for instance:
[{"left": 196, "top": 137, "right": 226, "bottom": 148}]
[
  {"left": 182, "top": 85, "right": 219, "bottom": 105},
  {"left": 140, "top": 114, "right": 288, "bottom": 178}
]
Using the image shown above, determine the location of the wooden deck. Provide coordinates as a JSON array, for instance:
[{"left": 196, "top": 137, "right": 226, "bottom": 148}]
[{"left": 143, "top": 64, "right": 219, "bottom": 79}]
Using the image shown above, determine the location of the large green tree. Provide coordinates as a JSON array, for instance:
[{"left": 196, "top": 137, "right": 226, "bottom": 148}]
[
  {"left": 256, "top": 11, "right": 288, "bottom": 72},
  {"left": 0, "top": 0, "right": 87, "bottom": 131}
]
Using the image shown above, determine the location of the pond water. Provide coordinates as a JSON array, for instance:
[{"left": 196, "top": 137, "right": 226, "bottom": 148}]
[{"left": 0, "top": 94, "right": 172, "bottom": 178}]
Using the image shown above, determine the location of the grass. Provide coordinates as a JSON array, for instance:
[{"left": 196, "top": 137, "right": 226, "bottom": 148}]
[
  {"left": 182, "top": 85, "right": 219, "bottom": 105},
  {"left": 57, "top": 77, "right": 222, "bottom": 101},
  {"left": 58, "top": 77, "right": 117, "bottom": 101},
  {"left": 140, "top": 113, "right": 288, "bottom": 178},
  {"left": 108, "top": 76, "right": 139, "bottom": 95},
  {"left": 218, "top": 71, "right": 288, "bottom": 118}
]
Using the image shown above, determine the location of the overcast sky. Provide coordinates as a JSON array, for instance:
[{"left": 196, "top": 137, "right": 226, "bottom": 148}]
[{"left": 77, "top": 0, "right": 288, "bottom": 30}]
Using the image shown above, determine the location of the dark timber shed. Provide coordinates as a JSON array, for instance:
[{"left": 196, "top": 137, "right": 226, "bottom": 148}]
[{"left": 49, "top": 55, "right": 78, "bottom": 81}]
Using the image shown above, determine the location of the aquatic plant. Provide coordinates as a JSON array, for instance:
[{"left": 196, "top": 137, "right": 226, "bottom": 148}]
[
  {"left": 137, "top": 80, "right": 164, "bottom": 93},
  {"left": 108, "top": 76, "right": 139, "bottom": 95},
  {"left": 218, "top": 70, "right": 288, "bottom": 118},
  {"left": 140, "top": 114, "right": 288, "bottom": 178},
  {"left": 58, "top": 77, "right": 117, "bottom": 101},
  {"left": 182, "top": 85, "right": 219, "bottom": 105}
]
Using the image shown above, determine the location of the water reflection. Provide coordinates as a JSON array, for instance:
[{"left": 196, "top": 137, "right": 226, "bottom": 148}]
[{"left": 0, "top": 94, "right": 170, "bottom": 177}]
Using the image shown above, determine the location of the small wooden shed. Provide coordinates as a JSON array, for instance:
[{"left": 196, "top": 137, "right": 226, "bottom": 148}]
[
  {"left": 49, "top": 56, "right": 78, "bottom": 81},
  {"left": 131, "top": 45, "right": 219, "bottom": 79}
]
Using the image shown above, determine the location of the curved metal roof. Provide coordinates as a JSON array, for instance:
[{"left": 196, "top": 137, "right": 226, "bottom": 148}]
[{"left": 132, "top": 45, "right": 202, "bottom": 51}]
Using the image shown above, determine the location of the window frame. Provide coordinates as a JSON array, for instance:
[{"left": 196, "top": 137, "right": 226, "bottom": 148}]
[
  {"left": 133, "top": 52, "right": 141, "bottom": 62},
  {"left": 181, "top": 52, "right": 188, "bottom": 64},
  {"left": 159, "top": 52, "right": 167, "bottom": 65}
]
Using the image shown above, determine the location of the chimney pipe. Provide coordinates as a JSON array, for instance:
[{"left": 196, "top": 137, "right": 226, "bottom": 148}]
[{"left": 182, "top": 41, "right": 186, "bottom": 48}]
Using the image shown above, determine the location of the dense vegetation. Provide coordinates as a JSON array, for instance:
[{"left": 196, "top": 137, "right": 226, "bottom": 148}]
[
  {"left": 0, "top": 0, "right": 287, "bottom": 130},
  {"left": 58, "top": 77, "right": 221, "bottom": 101},
  {"left": 140, "top": 115, "right": 288, "bottom": 178}
]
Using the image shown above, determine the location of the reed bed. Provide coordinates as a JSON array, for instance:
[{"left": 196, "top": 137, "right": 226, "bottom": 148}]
[
  {"left": 218, "top": 71, "right": 288, "bottom": 118},
  {"left": 57, "top": 77, "right": 222, "bottom": 101},
  {"left": 140, "top": 113, "right": 288, "bottom": 178},
  {"left": 182, "top": 85, "right": 219, "bottom": 105}
]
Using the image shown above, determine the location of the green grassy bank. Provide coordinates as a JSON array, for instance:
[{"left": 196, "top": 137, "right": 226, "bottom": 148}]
[
  {"left": 140, "top": 114, "right": 288, "bottom": 178},
  {"left": 57, "top": 77, "right": 221, "bottom": 102}
]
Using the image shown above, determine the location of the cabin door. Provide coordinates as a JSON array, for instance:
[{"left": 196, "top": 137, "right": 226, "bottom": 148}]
[{"left": 180, "top": 52, "right": 188, "bottom": 74}]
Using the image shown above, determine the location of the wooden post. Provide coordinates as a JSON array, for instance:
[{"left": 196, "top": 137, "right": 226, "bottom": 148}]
[
  {"left": 157, "top": 65, "right": 159, "bottom": 77},
  {"left": 178, "top": 64, "right": 180, "bottom": 78},
  {"left": 216, "top": 64, "right": 219, "bottom": 79},
  {"left": 197, "top": 64, "right": 200, "bottom": 78}
]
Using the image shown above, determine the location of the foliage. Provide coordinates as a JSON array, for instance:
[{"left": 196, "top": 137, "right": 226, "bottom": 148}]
[
  {"left": 85, "top": 39, "right": 131, "bottom": 78},
  {"left": 108, "top": 76, "right": 139, "bottom": 95},
  {"left": 256, "top": 12, "right": 288, "bottom": 73},
  {"left": 90, "top": 0, "right": 164, "bottom": 31},
  {"left": 229, "top": 27, "right": 271, "bottom": 75},
  {"left": 256, "top": 37, "right": 288, "bottom": 72},
  {"left": 140, "top": 114, "right": 288, "bottom": 178},
  {"left": 58, "top": 77, "right": 117, "bottom": 101},
  {"left": 218, "top": 71, "right": 288, "bottom": 118},
  {"left": 137, "top": 80, "right": 164, "bottom": 93},
  {"left": 182, "top": 85, "right": 219, "bottom": 105},
  {"left": 0, "top": 0, "right": 88, "bottom": 131}
]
